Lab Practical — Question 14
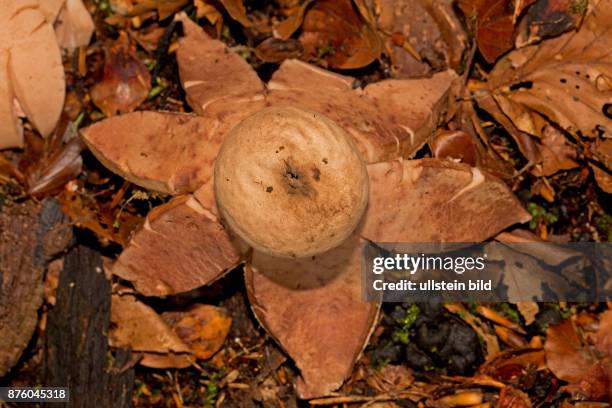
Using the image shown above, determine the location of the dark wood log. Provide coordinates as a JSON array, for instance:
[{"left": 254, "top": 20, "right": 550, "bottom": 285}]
[
  {"left": 0, "top": 199, "right": 72, "bottom": 377},
  {"left": 44, "top": 245, "right": 134, "bottom": 408}
]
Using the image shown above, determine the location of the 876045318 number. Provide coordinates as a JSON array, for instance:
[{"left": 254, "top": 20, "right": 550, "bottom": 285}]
[{"left": 0, "top": 387, "right": 69, "bottom": 402}]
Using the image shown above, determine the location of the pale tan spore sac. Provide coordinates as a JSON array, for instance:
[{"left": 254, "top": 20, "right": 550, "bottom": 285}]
[{"left": 214, "top": 107, "right": 369, "bottom": 258}]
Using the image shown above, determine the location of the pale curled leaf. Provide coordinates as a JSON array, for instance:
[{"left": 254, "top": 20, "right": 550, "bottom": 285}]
[
  {"left": 54, "top": 0, "right": 95, "bottom": 49},
  {"left": 0, "top": 0, "right": 65, "bottom": 148},
  {"left": 112, "top": 196, "right": 240, "bottom": 296},
  {"left": 362, "top": 159, "right": 531, "bottom": 243},
  {"left": 246, "top": 235, "right": 380, "bottom": 399},
  {"left": 483, "top": 0, "right": 612, "bottom": 137}
]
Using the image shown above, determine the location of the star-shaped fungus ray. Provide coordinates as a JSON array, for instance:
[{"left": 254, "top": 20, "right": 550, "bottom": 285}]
[
  {"left": 0, "top": 0, "right": 65, "bottom": 149},
  {"left": 79, "top": 13, "right": 530, "bottom": 400},
  {"left": 246, "top": 234, "right": 378, "bottom": 399}
]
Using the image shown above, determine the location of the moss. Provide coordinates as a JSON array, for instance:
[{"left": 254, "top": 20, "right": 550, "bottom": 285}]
[
  {"left": 391, "top": 304, "right": 420, "bottom": 345},
  {"left": 527, "top": 202, "right": 558, "bottom": 230},
  {"left": 499, "top": 303, "right": 520, "bottom": 323},
  {"left": 570, "top": 0, "right": 588, "bottom": 15}
]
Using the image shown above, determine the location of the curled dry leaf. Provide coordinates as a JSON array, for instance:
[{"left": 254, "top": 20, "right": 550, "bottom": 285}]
[
  {"left": 431, "top": 130, "right": 478, "bottom": 166},
  {"left": 0, "top": 0, "right": 65, "bottom": 149},
  {"left": 54, "top": 0, "right": 95, "bottom": 49},
  {"left": 478, "top": 0, "right": 612, "bottom": 138},
  {"left": 377, "top": 0, "right": 467, "bottom": 76},
  {"left": 515, "top": 0, "right": 588, "bottom": 47},
  {"left": 112, "top": 196, "right": 240, "bottom": 296},
  {"left": 91, "top": 33, "right": 152, "bottom": 117},
  {"left": 28, "top": 137, "right": 85, "bottom": 196},
  {"left": 298, "top": 0, "right": 382, "bottom": 69}
]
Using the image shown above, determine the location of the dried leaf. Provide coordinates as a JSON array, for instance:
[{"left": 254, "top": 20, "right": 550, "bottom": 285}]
[
  {"left": 377, "top": 0, "right": 467, "bottom": 76},
  {"left": 91, "top": 33, "right": 152, "bottom": 117},
  {"left": 58, "top": 188, "right": 142, "bottom": 245},
  {"left": 362, "top": 159, "right": 530, "bottom": 242},
  {"left": 591, "top": 164, "right": 612, "bottom": 192},
  {"left": 28, "top": 137, "right": 84, "bottom": 195},
  {"left": 458, "top": 0, "right": 515, "bottom": 63},
  {"left": 545, "top": 317, "right": 611, "bottom": 401},
  {"left": 516, "top": 0, "right": 588, "bottom": 47},
  {"left": 482, "top": 0, "right": 612, "bottom": 138},
  {"left": 217, "top": 0, "right": 250, "bottom": 26},
  {"left": 532, "top": 125, "right": 579, "bottom": 176},
  {"left": 110, "top": 0, "right": 189, "bottom": 19},
  {"left": 298, "top": 0, "right": 382, "bottom": 69},
  {"left": 162, "top": 305, "right": 231, "bottom": 360},
  {"left": 0, "top": 0, "right": 65, "bottom": 149},
  {"left": 110, "top": 294, "right": 192, "bottom": 354},
  {"left": 545, "top": 319, "right": 597, "bottom": 382},
  {"left": 431, "top": 130, "right": 478, "bottom": 166},
  {"left": 498, "top": 386, "right": 533, "bottom": 408},
  {"left": 112, "top": 196, "right": 240, "bottom": 296},
  {"left": 54, "top": 0, "right": 95, "bottom": 49},
  {"left": 515, "top": 301, "right": 539, "bottom": 325},
  {"left": 255, "top": 37, "right": 304, "bottom": 63},
  {"left": 246, "top": 235, "right": 379, "bottom": 399}
]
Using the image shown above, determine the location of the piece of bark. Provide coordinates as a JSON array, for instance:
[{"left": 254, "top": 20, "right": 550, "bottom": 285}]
[
  {"left": 112, "top": 196, "right": 241, "bottom": 296},
  {"left": 0, "top": 199, "right": 71, "bottom": 376},
  {"left": 362, "top": 159, "right": 531, "bottom": 242},
  {"left": 44, "top": 245, "right": 134, "bottom": 408}
]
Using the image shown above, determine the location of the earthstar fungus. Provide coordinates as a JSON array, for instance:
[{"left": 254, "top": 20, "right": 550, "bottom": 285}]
[{"left": 81, "top": 13, "right": 530, "bottom": 398}]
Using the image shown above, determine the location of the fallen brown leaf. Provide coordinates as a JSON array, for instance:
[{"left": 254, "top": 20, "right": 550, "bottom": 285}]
[
  {"left": 478, "top": 0, "right": 612, "bottom": 138},
  {"left": 91, "top": 33, "right": 152, "bottom": 117},
  {"left": 162, "top": 305, "right": 232, "bottom": 360},
  {"left": 378, "top": 0, "right": 467, "bottom": 76},
  {"left": 532, "top": 125, "right": 579, "bottom": 176},
  {"left": 298, "top": 0, "right": 382, "bottom": 69},
  {"left": 458, "top": 0, "right": 515, "bottom": 63}
]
